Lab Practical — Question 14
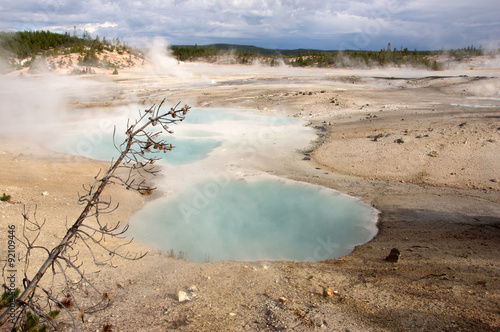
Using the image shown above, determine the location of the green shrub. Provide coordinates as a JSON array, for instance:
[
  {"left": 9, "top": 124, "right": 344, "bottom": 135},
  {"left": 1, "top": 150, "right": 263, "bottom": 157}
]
[
  {"left": 0, "top": 288, "right": 20, "bottom": 308},
  {"left": 1, "top": 193, "right": 11, "bottom": 202},
  {"left": 1, "top": 290, "right": 59, "bottom": 331}
]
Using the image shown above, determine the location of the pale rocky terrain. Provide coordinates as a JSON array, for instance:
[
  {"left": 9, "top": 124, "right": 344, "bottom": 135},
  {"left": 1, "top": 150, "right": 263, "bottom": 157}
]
[{"left": 1, "top": 58, "right": 500, "bottom": 331}]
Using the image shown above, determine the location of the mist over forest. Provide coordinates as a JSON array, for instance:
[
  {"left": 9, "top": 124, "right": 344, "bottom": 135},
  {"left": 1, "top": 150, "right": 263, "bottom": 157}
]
[{"left": 0, "top": 30, "right": 494, "bottom": 74}]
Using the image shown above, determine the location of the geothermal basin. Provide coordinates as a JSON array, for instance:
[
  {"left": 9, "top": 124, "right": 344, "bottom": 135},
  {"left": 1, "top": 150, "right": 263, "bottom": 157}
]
[{"left": 49, "top": 106, "right": 379, "bottom": 262}]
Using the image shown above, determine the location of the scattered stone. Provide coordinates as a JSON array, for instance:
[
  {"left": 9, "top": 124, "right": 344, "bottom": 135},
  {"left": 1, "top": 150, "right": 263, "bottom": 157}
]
[
  {"left": 458, "top": 122, "right": 467, "bottom": 127},
  {"left": 229, "top": 313, "right": 237, "bottom": 317},
  {"left": 385, "top": 248, "right": 401, "bottom": 262},
  {"left": 369, "top": 133, "right": 384, "bottom": 141},
  {"left": 303, "top": 157, "right": 311, "bottom": 161},
  {"left": 394, "top": 138, "right": 405, "bottom": 144},
  {"left": 278, "top": 297, "right": 288, "bottom": 303},
  {"left": 314, "top": 125, "right": 328, "bottom": 132},
  {"left": 428, "top": 151, "right": 439, "bottom": 157},
  {"left": 177, "top": 291, "right": 190, "bottom": 302},
  {"left": 323, "top": 288, "right": 334, "bottom": 297},
  {"left": 177, "top": 285, "right": 198, "bottom": 302},
  {"left": 42, "top": 191, "right": 49, "bottom": 196},
  {"left": 491, "top": 179, "right": 498, "bottom": 183}
]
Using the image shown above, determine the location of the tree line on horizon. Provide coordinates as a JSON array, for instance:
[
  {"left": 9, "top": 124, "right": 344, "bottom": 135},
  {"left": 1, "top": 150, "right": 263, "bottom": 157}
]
[
  {"left": 0, "top": 30, "right": 489, "bottom": 72},
  {"left": 170, "top": 43, "right": 486, "bottom": 70},
  {"left": 0, "top": 30, "right": 137, "bottom": 72}
]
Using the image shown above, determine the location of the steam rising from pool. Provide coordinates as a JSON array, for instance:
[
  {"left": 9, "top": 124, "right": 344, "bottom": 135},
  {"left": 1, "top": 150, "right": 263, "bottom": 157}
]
[
  {"left": 128, "top": 179, "right": 378, "bottom": 262},
  {"left": 48, "top": 107, "right": 296, "bottom": 165}
]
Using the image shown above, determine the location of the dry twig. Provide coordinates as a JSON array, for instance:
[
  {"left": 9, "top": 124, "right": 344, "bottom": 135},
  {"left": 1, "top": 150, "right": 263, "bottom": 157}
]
[{"left": 1, "top": 100, "right": 190, "bottom": 330}]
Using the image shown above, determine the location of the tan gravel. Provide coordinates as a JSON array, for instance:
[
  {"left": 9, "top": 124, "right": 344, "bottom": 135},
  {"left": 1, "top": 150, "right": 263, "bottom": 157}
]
[{"left": 1, "top": 63, "right": 500, "bottom": 331}]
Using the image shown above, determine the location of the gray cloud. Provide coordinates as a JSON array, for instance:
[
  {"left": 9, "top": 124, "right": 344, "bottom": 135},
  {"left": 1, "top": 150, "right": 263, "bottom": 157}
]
[{"left": 0, "top": 0, "right": 498, "bottom": 50}]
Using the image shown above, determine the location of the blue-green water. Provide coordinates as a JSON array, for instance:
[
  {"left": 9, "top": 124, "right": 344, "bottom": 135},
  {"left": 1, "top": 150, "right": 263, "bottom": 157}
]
[
  {"left": 182, "top": 108, "right": 296, "bottom": 125},
  {"left": 52, "top": 132, "right": 221, "bottom": 165},
  {"left": 451, "top": 103, "right": 500, "bottom": 108},
  {"left": 49, "top": 108, "right": 293, "bottom": 164},
  {"left": 128, "top": 179, "right": 378, "bottom": 263}
]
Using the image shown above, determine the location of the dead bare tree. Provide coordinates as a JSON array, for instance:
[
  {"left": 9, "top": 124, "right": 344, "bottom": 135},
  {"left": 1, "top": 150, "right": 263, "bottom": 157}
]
[{"left": 1, "top": 100, "right": 190, "bottom": 330}]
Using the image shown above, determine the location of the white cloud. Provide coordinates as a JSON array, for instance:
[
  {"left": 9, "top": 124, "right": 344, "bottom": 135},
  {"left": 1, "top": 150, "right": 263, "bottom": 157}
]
[
  {"left": 0, "top": 0, "right": 499, "bottom": 50},
  {"left": 42, "top": 22, "right": 118, "bottom": 35},
  {"left": 82, "top": 22, "right": 118, "bottom": 34}
]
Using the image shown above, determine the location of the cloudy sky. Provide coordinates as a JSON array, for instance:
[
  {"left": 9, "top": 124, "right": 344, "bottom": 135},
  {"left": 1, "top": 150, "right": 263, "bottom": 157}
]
[{"left": 1, "top": 0, "right": 499, "bottom": 50}]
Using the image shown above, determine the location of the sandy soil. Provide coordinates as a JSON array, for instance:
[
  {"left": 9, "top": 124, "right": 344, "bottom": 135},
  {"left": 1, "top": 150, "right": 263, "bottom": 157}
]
[{"left": 1, "top": 64, "right": 500, "bottom": 331}]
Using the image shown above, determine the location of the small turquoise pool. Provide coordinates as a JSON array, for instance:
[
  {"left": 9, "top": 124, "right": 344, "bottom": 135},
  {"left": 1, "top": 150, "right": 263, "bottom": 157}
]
[
  {"left": 128, "top": 179, "right": 378, "bottom": 263},
  {"left": 49, "top": 108, "right": 295, "bottom": 165}
]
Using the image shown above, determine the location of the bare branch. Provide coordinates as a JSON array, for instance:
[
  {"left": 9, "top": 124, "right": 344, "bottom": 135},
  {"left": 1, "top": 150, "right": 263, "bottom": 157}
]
[{"left": 1, "top": 100, "right": 190, "bottom": 330}]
